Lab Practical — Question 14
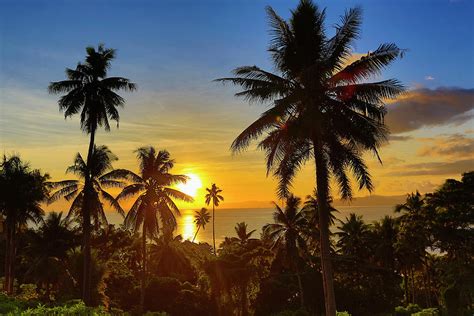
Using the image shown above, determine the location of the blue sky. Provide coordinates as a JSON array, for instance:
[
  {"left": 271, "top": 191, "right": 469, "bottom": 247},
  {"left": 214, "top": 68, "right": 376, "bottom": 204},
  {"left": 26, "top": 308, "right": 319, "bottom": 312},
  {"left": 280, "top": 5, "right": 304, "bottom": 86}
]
[
  {"left": 2, "top": 0, "right": 473, "bottom": 89},
  {"left": 1, "top": 0, "right": 473, "bottom": 206}
]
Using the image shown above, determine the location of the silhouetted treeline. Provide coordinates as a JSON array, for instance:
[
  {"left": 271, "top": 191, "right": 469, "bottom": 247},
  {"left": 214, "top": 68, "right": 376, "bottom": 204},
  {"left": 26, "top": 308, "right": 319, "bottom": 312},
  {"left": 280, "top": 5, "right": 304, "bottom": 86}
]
[{"left": 1, "top": 154, "right": 472, "bottom": 315}]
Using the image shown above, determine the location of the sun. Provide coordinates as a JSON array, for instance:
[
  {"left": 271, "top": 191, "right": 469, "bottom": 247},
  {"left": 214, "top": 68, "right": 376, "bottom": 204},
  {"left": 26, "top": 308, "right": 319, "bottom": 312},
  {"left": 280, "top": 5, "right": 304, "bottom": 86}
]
[{"left": 177, "top": 173, "right": 202, "bottom": 198}]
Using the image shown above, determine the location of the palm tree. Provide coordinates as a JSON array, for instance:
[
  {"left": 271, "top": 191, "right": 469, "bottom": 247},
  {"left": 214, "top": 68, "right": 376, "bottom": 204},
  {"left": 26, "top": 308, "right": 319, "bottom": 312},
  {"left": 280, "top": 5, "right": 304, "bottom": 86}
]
[
  {"left": 371, "top": 215, "right": 399, "bottom": 271},
  {"left": 216, "top": 1, "right": 404, "bottom": 313},
  {"left": 48, "top": 145, "right": 125, "bottom": 230},
  {"left": 192, "top": 207, "right": 211, "bottom": 243},
  {"left": 395, "top": 191, "right": 425, "bottom": 220},
  {"left": 205, "top": 183, "right": 224, "bottom": 255},
  {"left": 264, "top": 195, "right": 309, "bottom": 308},
  {"left": 395, "top": 191, "right": 429, "bottom": 305},
  {"left": 302, "top": 190, "right": 338, "bottom": 227},
  {"left": 301, "top": 190, "right": 338, "bottom": 254},
  {"left": 336, "top": 213, "right": 370, "bottom": 259},
  {"left": 48, "top": 44, "right": 136, "bottom": 304},
  {"left": 24, "top": 212, "right": 78, "bottom": 300},
  {"left": 0, "top": 155, "right": 49, "bottom": 294},
  {"left": 234, "top": 222, "right": 256, "bottom": 245},
  {"left": 113, "top": 147, "right": 193, "bottom": 311}
]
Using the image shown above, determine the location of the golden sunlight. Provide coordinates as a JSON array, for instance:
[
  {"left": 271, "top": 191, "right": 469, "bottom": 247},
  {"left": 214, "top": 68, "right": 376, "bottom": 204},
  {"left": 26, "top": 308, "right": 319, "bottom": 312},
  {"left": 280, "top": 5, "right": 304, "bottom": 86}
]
[
  {"left": 181, "top": 213, "right": 196, "bottom": 241},
  {"left": 177, "top": 173, "right": 202, "bottom": 198}
]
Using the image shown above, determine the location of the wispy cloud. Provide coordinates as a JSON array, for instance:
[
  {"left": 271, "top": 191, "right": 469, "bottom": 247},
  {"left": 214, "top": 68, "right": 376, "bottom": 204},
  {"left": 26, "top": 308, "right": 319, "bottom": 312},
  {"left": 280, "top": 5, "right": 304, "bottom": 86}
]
[
  {"left": 418, "top": 133, "right": 474, "bottom": 158},
  {"left": 424, "top": 75, "right": 435, "bottom": 81},
  {"left": 388, "top": 135, "right": 412, "bottom": 141},
  {"left": 386, "top": 159, "right": 473, "bottom": 176}
]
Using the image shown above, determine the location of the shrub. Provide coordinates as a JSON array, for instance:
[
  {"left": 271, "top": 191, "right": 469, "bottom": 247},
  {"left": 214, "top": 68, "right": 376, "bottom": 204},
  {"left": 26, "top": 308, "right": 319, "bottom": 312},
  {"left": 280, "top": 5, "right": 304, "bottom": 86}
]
[
  {"left": 8, "top": 301, "right": 110, "bottom": 315},
  {"left": 272, "top": 309, "right": 310, "bottom": 316},
  {"left": 394, "top": 304, "right": 423, "bottom": 316},
  {"left": 412, "top": 308, "right": 439, "bottom": 316},
  {"left": 0, "top": 293, "right": 28, "bottom": 314}
]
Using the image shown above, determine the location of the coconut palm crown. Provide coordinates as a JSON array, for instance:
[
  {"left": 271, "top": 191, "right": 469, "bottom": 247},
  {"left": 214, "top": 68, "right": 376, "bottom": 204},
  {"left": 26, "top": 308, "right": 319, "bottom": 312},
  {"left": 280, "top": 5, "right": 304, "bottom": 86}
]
[
  {"left": 216, "top": 1, "right": 405, "bottom": 313},
  {"left": 48, "top": 145, "right": 125, "bottom": 230}
]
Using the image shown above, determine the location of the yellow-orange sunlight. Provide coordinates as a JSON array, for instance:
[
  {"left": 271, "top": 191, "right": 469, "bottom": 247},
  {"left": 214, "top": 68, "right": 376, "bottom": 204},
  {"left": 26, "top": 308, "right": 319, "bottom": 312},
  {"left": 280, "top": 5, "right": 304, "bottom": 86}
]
[
  {"left": 180, "top": 213, "right": 196, "bottom": 241},
  {"left": 177, "top": 173, "right": 202, "bottom": 198}
]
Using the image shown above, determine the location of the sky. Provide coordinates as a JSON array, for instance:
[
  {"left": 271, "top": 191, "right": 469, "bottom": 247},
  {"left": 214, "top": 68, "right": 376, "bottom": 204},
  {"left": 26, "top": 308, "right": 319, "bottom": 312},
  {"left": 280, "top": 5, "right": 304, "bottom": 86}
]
[{"left": 1, "top": 0, "right": 473, "bottom": 209}]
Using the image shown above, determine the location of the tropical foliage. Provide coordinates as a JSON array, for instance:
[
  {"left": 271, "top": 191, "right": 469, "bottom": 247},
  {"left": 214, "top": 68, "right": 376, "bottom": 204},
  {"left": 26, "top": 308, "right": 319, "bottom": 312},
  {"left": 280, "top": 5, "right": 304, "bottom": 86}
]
[
  {"left": 216, "top": 1, "right": 405, "bottom": 313},
  {"left": 0, "top": 155, "right": 472, "bottom": 315},
  {"left": 0, "top": 1, "right": 472, "bottom": 316}
]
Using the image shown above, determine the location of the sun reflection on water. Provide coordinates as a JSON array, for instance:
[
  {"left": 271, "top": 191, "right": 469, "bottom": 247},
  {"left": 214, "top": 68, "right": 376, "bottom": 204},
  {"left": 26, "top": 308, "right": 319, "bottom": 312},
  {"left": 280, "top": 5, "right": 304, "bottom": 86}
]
[{"left": 180, "top": 212, "right": 197, "bottom": 241}]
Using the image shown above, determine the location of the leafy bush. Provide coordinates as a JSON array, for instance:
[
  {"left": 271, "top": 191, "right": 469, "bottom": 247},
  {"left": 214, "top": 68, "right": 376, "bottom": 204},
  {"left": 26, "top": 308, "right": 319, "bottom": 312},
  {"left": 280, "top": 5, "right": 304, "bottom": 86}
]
[
  {"left": 394, "top": 305, "right": 439, "bottom": 316},
  {"left": 0, "top": 293, "right": 29, "bottom": 314},
  {"left": 7, "top": 301, "right": 110, "bottom": 315},
  {"left": 412, "top": 308, "right": 439, "bottom": 316},
  {"left": 272, "top": 309, "right": 310, "bottom": 316},
  {"left": 336, "top": 312, "right": 351, "bottom": 316},
  {"left": 394, "top": 304, "right": 423, "bottom": 316}
]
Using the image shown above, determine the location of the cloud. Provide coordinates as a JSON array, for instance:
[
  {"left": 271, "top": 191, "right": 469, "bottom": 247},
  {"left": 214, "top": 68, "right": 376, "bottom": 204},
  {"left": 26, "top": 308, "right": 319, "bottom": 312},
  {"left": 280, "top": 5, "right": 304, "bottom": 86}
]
[
  {"left": 388, "top": 135, "right": 412, "bottom": 141},
  {"left": 424, "top": 76, "right": 435, "bottom": 81},
  {"left": 418, "top": 134, "right": 474, "bottom": 158},
  {"left": 386, "top": 159, "right": 473, "bottom": 176},
  {"left": 386, "top": 87, "right": 474, "bottom": 134}
]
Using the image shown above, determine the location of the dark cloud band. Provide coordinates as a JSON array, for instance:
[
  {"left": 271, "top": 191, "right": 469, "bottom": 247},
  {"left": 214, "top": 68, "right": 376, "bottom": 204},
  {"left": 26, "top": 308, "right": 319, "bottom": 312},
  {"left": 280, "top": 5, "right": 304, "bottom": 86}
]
[{"left": 386, "top": 87, "right": 474, "bottom": 134}]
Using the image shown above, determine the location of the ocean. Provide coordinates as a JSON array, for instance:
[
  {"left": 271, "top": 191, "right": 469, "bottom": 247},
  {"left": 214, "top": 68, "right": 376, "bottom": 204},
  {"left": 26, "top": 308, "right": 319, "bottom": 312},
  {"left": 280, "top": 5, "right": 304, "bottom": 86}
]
[{"left": 106, "top": 205, "right": 395, "bottom": 245}]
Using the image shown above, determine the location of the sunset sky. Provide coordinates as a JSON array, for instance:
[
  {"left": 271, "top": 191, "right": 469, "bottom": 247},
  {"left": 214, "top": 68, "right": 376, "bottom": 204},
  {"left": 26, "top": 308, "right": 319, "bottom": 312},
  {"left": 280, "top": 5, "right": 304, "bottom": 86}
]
[{"left": 1, "top": 0, "right": 473, "bottom": 209}]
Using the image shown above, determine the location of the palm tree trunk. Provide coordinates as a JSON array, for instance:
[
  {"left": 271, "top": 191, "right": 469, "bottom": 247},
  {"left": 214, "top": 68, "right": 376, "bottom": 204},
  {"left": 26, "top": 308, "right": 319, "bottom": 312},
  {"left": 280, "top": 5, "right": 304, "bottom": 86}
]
[
  {"left": 404, "top": 270, "right": 409, "bottom": 305},
  {"left": 295, "top": 263, "right": 305, "bottom": 309},
  {"left": 3, "top": 221, "right": 12, "bottom": 294},
  {"left": 313, "top": 137, "right": 337, "bottom": 316},
  {"left": 411, "top": 268, "right": 415, "bottom": 304},
  {"left": 140, "top": 224, "right": 147, "bottom": 312},
  {"left": 212, "top": 205, "right": 216, "bottom": 255},
  {"left": 240, "top": 283, "right": 248, "bottom": 316},
  {"left": 82, "top": 129, "right": 96, "bottom": 306},
  {"left": 7, "top": 224, "right": 16, "bottom": 294},
  {"left": 192, "top": 225, "right": 201, "bottom": 243},
  {"left": 3, "top": 224, "right": 10, "bottom": 293}
]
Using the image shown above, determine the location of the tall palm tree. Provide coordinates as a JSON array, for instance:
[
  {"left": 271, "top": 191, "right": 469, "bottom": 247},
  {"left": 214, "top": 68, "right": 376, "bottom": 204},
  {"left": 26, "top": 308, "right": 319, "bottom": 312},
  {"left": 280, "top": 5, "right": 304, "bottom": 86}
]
[
  {"left": 113, "top": 147, "right": 193, "bottom": 311},
  {"left": 0, "top": 155, "right": 49, "bottom": 294},
  {"left": 264, "top": 195, "right": 309, "bottom": 308},
  {"left": 192, "top": 207, "right": 211, "bottom": 243},
  {"left": 234, "top": 222, "right": 256, "bottom": 245},
  {"left": 205, "top": 183, "right": 224, "bottom": 255},
  {"left": 216, "top": 1, "right": 404, "bottom": 313},
  {"left": 48, "top": 145, "right": 125, "bottom": 230},
  {"left": 48, "top": 44, "right": 136, "bottom": 304}
]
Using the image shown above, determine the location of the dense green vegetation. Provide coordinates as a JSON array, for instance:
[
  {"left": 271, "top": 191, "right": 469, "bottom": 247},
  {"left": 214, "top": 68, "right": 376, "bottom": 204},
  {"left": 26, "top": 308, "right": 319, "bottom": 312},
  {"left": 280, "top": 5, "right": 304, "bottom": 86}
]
[
  {"left": 1, "top": 157, "right": 472, "bottom": 315},
  {"left": 0, "top": 1, "right": 472, "bottom": 315}
]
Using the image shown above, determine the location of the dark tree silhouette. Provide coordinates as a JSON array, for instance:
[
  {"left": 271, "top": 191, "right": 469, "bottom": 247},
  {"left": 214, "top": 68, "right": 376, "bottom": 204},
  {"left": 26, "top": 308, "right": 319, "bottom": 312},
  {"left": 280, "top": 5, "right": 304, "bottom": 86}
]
[
  {"left": 112, "top": 147, "right": 192, "bottom": 311},
  {"left": 216, "top": 1, "right": 404, "bottom": 313},
  {"left": 47, "top": 145, "right": 125, "bottom": 230},
  {"left": 235, "top": 222, "right": 256, "bottom": 245},
  {"left": 48, "top": 44, "right": 136, "bottom": 304},
  {"left": 193, "top": 207, "right": 211, "bottom": 243},
  {"left": 23, "top": 212, "right": 78, "bottom": 300},
  {"left": 205, "top": 183, "right": 224, "bottom": 255},
  {"left": 0, "top": 155, "right": 49, "bottom": 294},
  {"left": 264, "top": 195, "right": 309, "bottom": 308}
]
